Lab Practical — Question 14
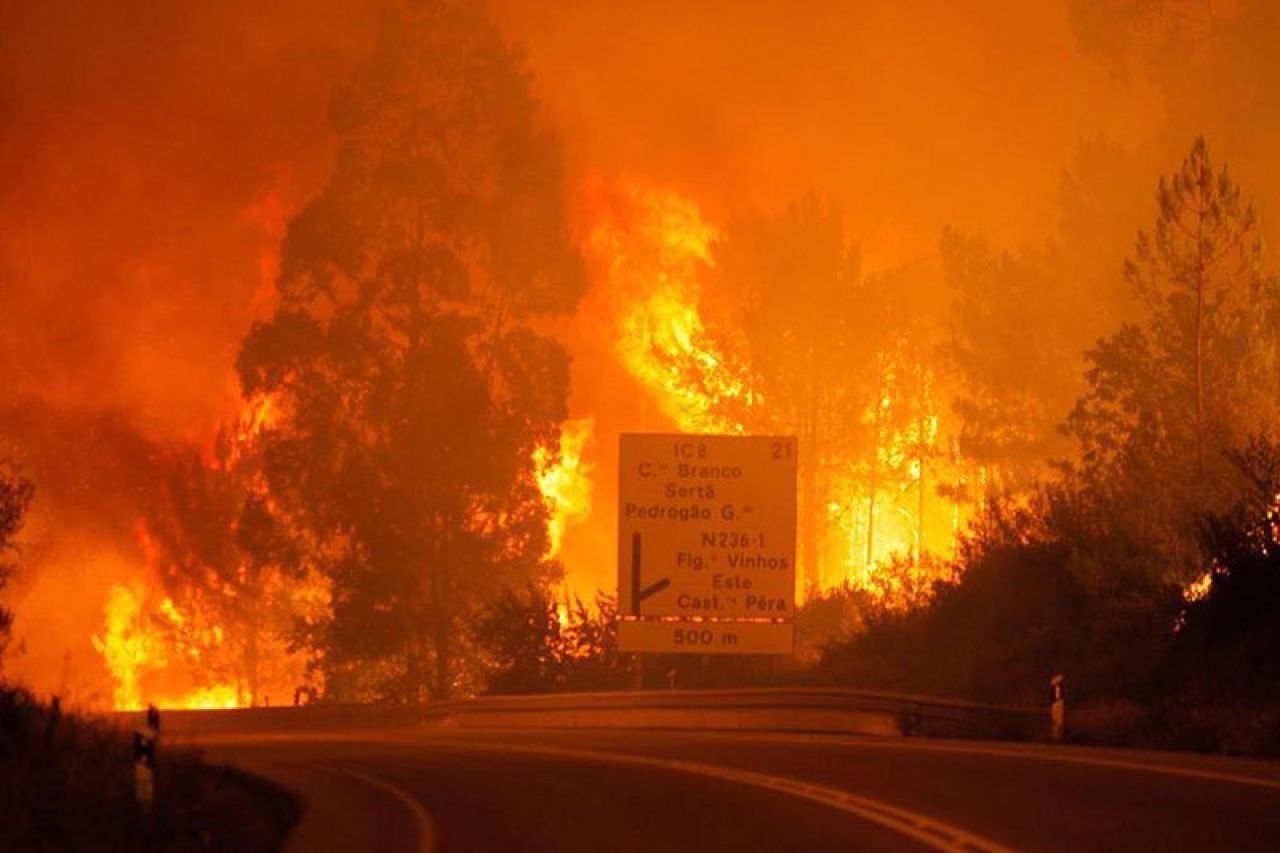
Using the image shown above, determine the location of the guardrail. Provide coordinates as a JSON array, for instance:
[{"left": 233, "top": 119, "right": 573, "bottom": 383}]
[{"left": 118, "top": 687, "right": 1046, "bottom": 743}]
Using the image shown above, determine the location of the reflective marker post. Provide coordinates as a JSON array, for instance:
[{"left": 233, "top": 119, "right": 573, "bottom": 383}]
[
  {"left": 133, "top": 704, "right": 160, "bottom": 812},
  {"left": 1049, "top": 674, "right": 1065, "bottom": 742}
]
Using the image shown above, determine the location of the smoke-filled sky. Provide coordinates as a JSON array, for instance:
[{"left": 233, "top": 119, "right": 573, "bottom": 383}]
[
  {"left": 5, "top": 0, "right": 1280, "bottom": 697},
  {"left": 5, "top": 0, "right": 1278, "bottom": 436},
  {"left": 495, "top": 0, "right": 1166, "bottom": 259}
]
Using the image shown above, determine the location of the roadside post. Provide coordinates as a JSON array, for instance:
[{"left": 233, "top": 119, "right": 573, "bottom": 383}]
[
  {"left": 1049, "top": 673, "right": 1065, "bottom": 742},
  {"left": 133, "top": 704, "right": 160, "bottom": 812},
  {"left": 617, "top": 434, "right": 798, "bottom": 658}
]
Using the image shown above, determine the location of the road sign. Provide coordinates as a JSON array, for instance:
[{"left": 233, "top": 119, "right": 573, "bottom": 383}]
[
  {"left": 617, "top": 434, "right": 796, "bottom": 654},
  {"left": 618, "top": 619, "right": 795, "bottom": 655}
]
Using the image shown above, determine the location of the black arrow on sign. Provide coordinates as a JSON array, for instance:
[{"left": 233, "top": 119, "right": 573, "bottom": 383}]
[{"left": 630, "top": 532, "right": 670, "bottom": 616}]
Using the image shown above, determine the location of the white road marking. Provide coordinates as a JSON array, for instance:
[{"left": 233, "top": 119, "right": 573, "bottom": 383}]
[
  {"left": 299, "top": 761, "right": 436, "bottom": 853},
  {"left": 637, "top": 730, "right": 1280, "bottom": 793},
  {"left": 431, "top": 740, "right": 1013, "bottom": 853}
]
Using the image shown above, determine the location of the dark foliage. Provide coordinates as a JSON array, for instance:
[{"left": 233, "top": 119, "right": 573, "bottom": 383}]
[
  {"left": 819, "top": 494, "right": 1181, "bottom": 705},
  {"left": 0, "top": 461, "right": 34, "bottom": 667},
  {"left": 1169, "top": 436, "right": 1280, "bottom": 706},
  {"left": 0, "top": 687, "right": 298, "bottom": 851},
  {"left": 475, "top": 586, "right": 628, "bottom": 694},
  {"left": 235, "top": 0, "right": 584, "bottom": 701}
]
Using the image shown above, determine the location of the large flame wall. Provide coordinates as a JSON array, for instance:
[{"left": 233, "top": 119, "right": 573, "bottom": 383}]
[{"left": 7, "top": 1, "right": 1280, "bottom": 707}]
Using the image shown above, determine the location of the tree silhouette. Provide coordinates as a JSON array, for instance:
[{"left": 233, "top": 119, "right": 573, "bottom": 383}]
[
  {"left": 237, "top": 0, "right": 584, "bottom": 700},
  {"left": 707, "top": 197, "right": 869, "bottom": 592},
  {"left": 0, "top": 461, "right": 33, "bottom": 667},
  {"left": 1066, "top": 137, "right": 1279, "bottom": 581}
]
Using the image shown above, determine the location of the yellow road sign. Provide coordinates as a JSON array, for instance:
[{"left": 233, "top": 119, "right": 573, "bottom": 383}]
[
  {"left": 618, "top": 434, "right": 796, "bottom": 653},
  {"left": 618, "top": 619, "right": 795, "bottom": 655}
]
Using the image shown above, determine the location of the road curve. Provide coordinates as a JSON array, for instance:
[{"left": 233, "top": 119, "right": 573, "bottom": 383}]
[{"left": 200, "top": 728, "right": 1280, "bottom": 852}]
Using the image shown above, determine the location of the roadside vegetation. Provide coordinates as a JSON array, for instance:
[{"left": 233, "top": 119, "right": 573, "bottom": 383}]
[
  {"left": 3, "top": 466, "right": 297, "bottom": 849},
  {"left": 469, "top": 138, "right": 1280, "bottom": 758},
  {"left": 0, "top": 686, "right": 299, "bottom": 851}
]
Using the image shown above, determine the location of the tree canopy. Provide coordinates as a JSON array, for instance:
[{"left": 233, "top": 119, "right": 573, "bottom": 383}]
[
  {"left": 236, "top": 0, "right": 584, "bottom": 700},
  {"left": 0, "top": 461, "right": 34, "bottom": 667}
]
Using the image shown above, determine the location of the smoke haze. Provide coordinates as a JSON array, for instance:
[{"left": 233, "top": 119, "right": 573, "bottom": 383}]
[{"left": 4, "top": 0, "right": 1280, "bottom": 700}]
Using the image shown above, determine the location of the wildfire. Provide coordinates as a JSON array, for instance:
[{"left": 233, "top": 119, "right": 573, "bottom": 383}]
[
  {"left": 1183, "top": 570, "right": 1213, "bottom": 603},
  {"left": 84, "top": 178, "right": 967, "bottom": 711},
  {"left": 584, "top": 182, "right": 752, "bottom": 433},
  {"left": 91, "top": 586, "right": 153, "bottom": 710},
  {"left": 581, "top": 180, "right": 966, "bottom": 604},
  {"left": 223, "top": 391, "right": 280, "bottom": 469},
  {"left": 92, "top": 584, "right": 239, "bottom": 711},
  {"left": 535, "top": 418, "right": 595, "bottom": 558},
  {"left": 89, "top": 390, "right": 320, "bottom": 711}
]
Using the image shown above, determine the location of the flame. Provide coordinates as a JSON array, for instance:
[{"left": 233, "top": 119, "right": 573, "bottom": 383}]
[
  {"left": 91, "top": 391, "right": 319, "bottom": 711},
  {"left": 535, "top": 418, "right": 595, "bottom": 558},
  {"left": 174, "top": 684, "right": 241, "bottom": 710},
  {"left": 239, "top": 392, "right": 278, "bottom": 441},
  {"left": 92, "top": 584, "right": 240, "bottom": 710},
  {"left": 223, "top": 391, "right": 280, "bottom": 469},
  {"left": 1183, "top": 569, "right": 1213, "bottom": 603},
  {"left": 86, "top": 179, "right": 970, "bottom": 708},
  {"left": 585, "top": 182, "right": 752, "bottom": 433},
  {"left": 91, "top": 585, "right": 155, "bottom": 711},
  {"left": 582, "top": 180, "right": 966, "bottom": 605}
]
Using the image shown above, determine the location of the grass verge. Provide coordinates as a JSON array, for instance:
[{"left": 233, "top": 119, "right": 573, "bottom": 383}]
[{"left": 1, "top": 686, "right": 300, "bottom": 851}]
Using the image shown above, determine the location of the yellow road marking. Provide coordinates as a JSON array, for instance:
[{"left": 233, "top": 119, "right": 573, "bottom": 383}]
[{"left": 659, "top": 731, "right": 1280, "bottom": 793}]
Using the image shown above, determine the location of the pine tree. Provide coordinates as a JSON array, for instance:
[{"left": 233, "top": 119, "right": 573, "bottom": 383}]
[{"left": 1067, "top": 137, "right": 1278, "bottom": 580}]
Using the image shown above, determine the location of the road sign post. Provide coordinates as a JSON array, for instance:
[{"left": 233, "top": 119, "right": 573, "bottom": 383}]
[{"left": 617, "top": 434, "right": 797, "bottom": 655}]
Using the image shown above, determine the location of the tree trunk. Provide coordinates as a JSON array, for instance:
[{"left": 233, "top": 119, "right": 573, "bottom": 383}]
[
  {"left": 915, "top": 447, "right": 925, "bottom": 567},
  {"left": 800, "top": 352, "right": 821, "bottom": 597},
  {"left": 428, "top": 564, "right": 452, "bottom": 700},
  {"left": 432, "top": 615, "right": 451, "bottom": 700},
  {"left": 801, "top": 409, "right": 819, "bottom": 596},
  {"left": 244, "top": 598, "right": 259, "bottom": 707},
  {"left": 865, "top": 489, "right": 876, "bottom": 574},
  {"left": 1194, "top": 197, "right": 1207, "bottom": 477}
]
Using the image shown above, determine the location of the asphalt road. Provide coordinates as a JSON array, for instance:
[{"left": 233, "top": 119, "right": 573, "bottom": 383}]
[{"left": 199, "top": 728, "right": 1280, "bottom": 852}]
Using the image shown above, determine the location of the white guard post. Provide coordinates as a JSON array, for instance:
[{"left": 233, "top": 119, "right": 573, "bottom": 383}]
[
  {"left": 133, "top": 704, "right": 160, "bottom": 812},
  {"left": 1049, "top": 674, "right": 1065, "bottom": 742}
]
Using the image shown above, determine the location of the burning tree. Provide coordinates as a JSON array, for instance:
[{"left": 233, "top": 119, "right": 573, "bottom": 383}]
[
  {"left": 706, "top": 197, "right": 866, "bottom": 593},
  {"left": 237, "top": 0, "right": 584, "bottom": 701},
  {"left": 135, "top": 401, "right": 314, "bottom": 708},
  {"left": 587, "top": 185, "right": 965, "bottom": 604},
  {"left": 707, "top": 201, "right": 956, "bottom": 596}
]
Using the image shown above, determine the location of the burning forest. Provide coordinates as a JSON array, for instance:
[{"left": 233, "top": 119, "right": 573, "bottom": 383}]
[{"left": 4, "top": 0, "right": 1280, "bottom": 759}]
